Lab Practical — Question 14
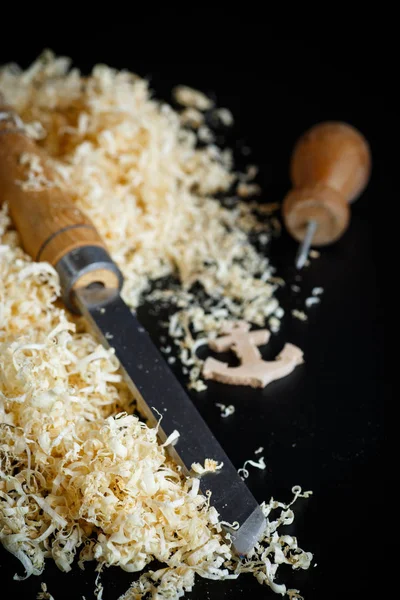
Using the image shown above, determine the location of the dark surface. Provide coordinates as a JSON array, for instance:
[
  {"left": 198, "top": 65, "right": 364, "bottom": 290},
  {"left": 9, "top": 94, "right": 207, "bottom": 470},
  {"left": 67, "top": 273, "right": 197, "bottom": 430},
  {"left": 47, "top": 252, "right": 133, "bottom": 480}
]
[{"left": 0, "top": 36, "right": 387, "bottom": 599}]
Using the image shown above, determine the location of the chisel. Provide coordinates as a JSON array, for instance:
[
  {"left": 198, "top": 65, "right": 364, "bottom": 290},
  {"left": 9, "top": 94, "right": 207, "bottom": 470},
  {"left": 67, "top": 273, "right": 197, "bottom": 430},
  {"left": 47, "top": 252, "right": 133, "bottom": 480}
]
[
  {"left": 282, "top": 122, "right": 371, "bottom": 268},
  {"left": 0, "top": 94, "right": 266, "bottom": 555}
]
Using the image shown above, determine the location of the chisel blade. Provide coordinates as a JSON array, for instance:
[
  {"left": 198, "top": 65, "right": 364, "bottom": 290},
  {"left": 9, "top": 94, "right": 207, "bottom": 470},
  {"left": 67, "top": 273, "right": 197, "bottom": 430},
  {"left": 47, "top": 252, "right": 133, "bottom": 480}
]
[{"left": 75, "top": 286, "right": 266, "bottom": 555}]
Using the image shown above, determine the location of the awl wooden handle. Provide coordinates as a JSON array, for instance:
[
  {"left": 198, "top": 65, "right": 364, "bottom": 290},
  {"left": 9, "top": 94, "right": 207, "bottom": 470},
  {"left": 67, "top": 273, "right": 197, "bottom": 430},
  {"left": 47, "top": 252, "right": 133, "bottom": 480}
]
[
  {"left": 282, "top": 122, "right": 371, "bottom": 245},
  {"left": 0, "top": 97, "right": 122, "bottom": 310}
]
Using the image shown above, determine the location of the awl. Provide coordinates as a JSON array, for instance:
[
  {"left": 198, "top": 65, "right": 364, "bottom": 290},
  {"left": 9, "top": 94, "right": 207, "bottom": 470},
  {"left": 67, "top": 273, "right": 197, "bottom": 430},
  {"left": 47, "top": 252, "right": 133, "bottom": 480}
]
[
  {"left": 0, "top": 94, "right": 266, "bottom": 555},
  {"left": 282, "top": 122, "right": 371, "bottom": 269}
]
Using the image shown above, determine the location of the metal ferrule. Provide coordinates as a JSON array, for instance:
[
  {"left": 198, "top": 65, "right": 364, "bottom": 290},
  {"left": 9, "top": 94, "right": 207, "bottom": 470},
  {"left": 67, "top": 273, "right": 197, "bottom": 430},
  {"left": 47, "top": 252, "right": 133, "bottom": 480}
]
[{"left": 56, "top": 246, "right": 123, "bottom": 312}]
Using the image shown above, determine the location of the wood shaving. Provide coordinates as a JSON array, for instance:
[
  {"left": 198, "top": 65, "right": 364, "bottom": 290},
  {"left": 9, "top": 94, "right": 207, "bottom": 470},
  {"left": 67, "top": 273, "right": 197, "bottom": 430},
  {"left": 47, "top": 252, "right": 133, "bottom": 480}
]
[
  {"left": 309, "top": 250, "right": 320, "bottom": 258},
  {"left": 197, "top": 125, "right": 215, "bottom": 144},
  {"left": 237, "top": 182, "right": 262, "bottom": 198},
  {"left": 215, "top": 403, "right": 235, "bottom": 418},
  {"left": 269, "top": 316, "right": 281, "bottom": 333},
  {"left": 179, "top": 107, "right": 204, "bottom": 129},
  {"left": 37, "top": 583, "right": 55, "bottom": 600},
  {"left": 291, "top": 309, "right": 308, "bottom": 321},
  {"left": 242, "top": 165, "right": 258, "bottom": 180},
  {"left": 312, "top": 287, "right": 324, "bottom": 295},
  {"left": 173, "top": 85, "right": 214, "bottom": 111},
  {"left": 191, "top": 459, "right": 224, "bottom": 475},
  {"left": 212, "top": 107, "right": 234, "bottom": 127},
  {"left": 238, "top": 456, "right": 266, "bottom": 480},
  {"left": 305, "top": 297, "right": 320, "bottom": 308}
]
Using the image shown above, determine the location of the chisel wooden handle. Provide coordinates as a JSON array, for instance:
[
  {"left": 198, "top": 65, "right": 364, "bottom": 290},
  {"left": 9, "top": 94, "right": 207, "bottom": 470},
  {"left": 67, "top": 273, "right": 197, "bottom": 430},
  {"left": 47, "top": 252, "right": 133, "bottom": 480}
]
[
  {"left": 0, "top": 96, "right": 122, "bottom": 310},
  {"left": 282, "top": 122, "right": 371, "bottom": 245}
]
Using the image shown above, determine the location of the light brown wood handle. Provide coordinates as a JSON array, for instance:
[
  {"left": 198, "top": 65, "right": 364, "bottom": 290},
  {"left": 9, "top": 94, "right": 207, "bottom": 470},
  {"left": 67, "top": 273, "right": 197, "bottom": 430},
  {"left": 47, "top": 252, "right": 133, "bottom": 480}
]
[
  {"left": 282, "top": 122, "right": 371, "bottom": 245},
  {"left": 0, "top": 98, "right": 122, "bottom": 310}
]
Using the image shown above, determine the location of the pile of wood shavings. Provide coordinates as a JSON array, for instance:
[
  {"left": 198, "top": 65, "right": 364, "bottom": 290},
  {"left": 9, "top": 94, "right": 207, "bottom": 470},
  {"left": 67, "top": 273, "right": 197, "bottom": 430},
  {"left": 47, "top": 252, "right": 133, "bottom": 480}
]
[
  {"left": 0, "top": 50, "right": 283, "bottom": 391},
  {"left": 0, "top": 52, "right": 312, "bottom": 599}
]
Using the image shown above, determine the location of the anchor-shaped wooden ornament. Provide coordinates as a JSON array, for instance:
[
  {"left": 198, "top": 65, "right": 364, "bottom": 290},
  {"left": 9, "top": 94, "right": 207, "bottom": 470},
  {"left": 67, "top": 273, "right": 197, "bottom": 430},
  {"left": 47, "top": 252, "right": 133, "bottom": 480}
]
[{"left": 203, "top": 321, "right": 303, "bottom": 388}]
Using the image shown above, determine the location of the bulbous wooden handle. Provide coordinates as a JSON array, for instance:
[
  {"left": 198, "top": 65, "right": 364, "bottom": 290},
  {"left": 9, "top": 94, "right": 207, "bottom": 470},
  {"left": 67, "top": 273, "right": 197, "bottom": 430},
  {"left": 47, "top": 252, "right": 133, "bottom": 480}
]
[
  {"left": 282, "top": 122, "right": 371, "bottom": 245},
  {"left": 0, "top": 98, "right": 122, "bottom": 310}
]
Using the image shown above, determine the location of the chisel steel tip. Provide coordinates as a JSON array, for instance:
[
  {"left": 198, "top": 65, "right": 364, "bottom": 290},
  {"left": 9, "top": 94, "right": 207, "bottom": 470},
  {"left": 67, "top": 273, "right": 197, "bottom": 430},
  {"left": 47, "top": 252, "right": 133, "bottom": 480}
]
[{"left": 230, "top": 505, "right": 266, "bottom": 556}]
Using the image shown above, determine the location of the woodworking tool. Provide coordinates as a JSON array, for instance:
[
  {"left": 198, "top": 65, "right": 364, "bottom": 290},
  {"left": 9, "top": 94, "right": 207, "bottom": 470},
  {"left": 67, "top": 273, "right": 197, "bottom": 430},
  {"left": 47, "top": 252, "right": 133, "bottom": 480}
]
[{"left": 282, "top": 122, "right": 371, "bottom": 268}]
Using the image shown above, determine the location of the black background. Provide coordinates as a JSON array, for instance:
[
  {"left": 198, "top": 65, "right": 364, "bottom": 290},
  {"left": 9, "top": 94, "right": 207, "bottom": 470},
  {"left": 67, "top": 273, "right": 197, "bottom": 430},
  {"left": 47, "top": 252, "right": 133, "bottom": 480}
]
[{"left": 0, "top": 30, "right": 388, "bottom": 600}]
